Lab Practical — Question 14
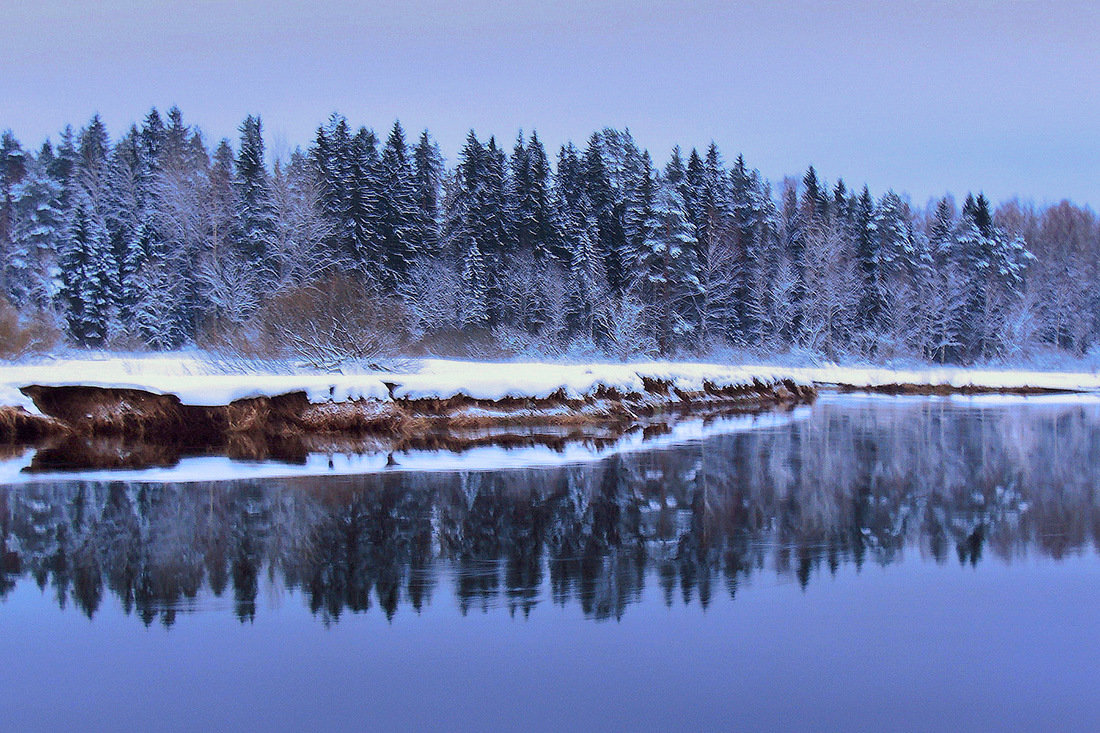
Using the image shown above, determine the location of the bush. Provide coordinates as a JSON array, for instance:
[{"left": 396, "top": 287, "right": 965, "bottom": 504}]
[
  {"left": 259, "top": 276, "right": 407, "bottom": 370},
  {"left": 0, "top": 298, "right": 62, "bottom": 359}
]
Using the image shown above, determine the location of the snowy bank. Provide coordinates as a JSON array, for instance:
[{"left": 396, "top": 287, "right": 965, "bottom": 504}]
[
  {"left": 0, "top": 356, "right": 813, "bottom": 443},
  {"left": 0, "top": 356, "right": 805, "bottom": 413},
  {"left": 5, "top": 354, "right": 1098, "bottom": 448}
]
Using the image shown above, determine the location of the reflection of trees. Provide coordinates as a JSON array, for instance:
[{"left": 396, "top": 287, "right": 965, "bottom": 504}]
[{"left": 2, "top": 400, "right": 1100, "bottom": 624}]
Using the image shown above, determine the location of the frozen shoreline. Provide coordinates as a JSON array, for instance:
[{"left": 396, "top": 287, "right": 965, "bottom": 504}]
[
  {"left": 0, "top": 356, "right": 814, "bottom": 448},
  {"left": 2, "top": 354, "right": 1099, "bottom": 448},
  {"left": 1, "top": 356, "right": 808, "bottom": 415},
  {"left": 3, "top": 354, "right": 1099, "bottom": 413}
]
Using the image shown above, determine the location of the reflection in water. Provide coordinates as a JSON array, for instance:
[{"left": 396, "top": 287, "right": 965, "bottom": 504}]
[{"left": 2, "top": 398, "right": 1099, "bottom": 626}]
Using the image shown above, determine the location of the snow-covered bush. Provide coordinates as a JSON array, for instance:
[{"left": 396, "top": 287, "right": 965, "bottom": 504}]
[
  {"left": 600, "top": 296, "right": 658, "bottom": 361},
  {"left": 259, "top": 276, "right": 407, "bottom": 370}
]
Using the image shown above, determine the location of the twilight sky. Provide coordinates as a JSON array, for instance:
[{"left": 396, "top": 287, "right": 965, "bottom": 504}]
[{"left": 3, "top": 0, "right": 1098, "bottom": 207}]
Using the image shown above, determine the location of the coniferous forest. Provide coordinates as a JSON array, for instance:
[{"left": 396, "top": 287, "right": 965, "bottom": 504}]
[{"left": 0, "top": 109, "right": 1096, "bottom": 364}]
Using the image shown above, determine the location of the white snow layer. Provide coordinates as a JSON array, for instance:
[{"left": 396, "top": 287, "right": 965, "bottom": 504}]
[
  {"left": 0, "top": 356, "right": 801, "bottom": 414},
  {"left": 2, "top": 354, "right": 1100, "bottom": 417}
]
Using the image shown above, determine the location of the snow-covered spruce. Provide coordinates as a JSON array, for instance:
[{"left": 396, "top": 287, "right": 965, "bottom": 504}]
[{"left": 2, "top": 114, "right": 1092, "bottom": 366}]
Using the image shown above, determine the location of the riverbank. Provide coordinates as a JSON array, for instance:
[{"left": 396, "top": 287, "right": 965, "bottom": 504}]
[
  {"left": 4, "top": 355, "right": 1100, "bottom": 448},
  {"left": 0, "top": 358, "right": 815, "bottom": 444}
]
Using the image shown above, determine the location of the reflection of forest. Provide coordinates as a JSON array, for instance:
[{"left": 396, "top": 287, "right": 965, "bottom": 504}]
[{"left": 2, "top": 400, "right": 1099, "bottom": 626}]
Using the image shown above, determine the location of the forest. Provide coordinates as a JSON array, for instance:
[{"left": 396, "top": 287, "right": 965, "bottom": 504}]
[{"left": 0, "top": 108, "right": 1096, "bottom": 365}]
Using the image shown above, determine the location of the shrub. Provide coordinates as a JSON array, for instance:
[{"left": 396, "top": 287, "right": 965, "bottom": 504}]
[
  {"left": 259, "top": 275, "right": 407, "bottom": 370},
  {"left": 0, "top": 298, "right": 62, "bottom": 359}
]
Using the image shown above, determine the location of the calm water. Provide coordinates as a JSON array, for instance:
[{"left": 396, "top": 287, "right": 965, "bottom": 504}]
[{"left": 2, "top": 396, "right": 1100, "bottom": 732}]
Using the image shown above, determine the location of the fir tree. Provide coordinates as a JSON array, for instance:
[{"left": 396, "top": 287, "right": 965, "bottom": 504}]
[
  {"left": 634, "top": 178, "right": 699, "bottom": 353},
  {"left": 60, "top": 192, "right": 115, "bottom": 345},
  {"left": 460, "top": 239, "right": 488, "bottom": 329},
  {"left": 232, "top": 115, "right": 276, "bottom": 270},
  {"left": 374, "top": 121, "right": 420, "bottom": 291},
  {"left": 853, "top": 185, "right": 879, "bottom": 329},
  {"left": 412, "top": 130, "right": 444, "bottom": 255},
  {"left": 6, "top": 147, "right": 63, "bottom": 308}
]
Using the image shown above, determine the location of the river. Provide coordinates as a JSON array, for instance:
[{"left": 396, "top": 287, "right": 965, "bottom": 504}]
[{"left": 2, "top": 395, "right": 1099, "bottom": 731}]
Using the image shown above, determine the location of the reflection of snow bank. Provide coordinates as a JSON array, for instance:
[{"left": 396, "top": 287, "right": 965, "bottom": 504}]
[{"left": 1, "top": 408, "right": 810, "bottom": 485}]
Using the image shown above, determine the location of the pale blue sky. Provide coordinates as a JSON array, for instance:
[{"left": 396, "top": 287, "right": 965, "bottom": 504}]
[{"left": 3, "top": 0, "right": 1098, "bottom": 207}]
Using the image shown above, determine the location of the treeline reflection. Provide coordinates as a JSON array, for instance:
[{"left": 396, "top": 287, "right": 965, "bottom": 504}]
[{"left": 2, "top": 400, "right": 1099, "bottom": 625}]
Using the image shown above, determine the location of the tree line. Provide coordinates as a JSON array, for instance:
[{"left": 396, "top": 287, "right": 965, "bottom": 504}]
[{"left": 0, "top": 108, "right": 1097, "bottom": 362}]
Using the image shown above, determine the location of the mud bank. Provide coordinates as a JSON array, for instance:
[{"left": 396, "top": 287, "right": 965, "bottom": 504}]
[
  {"left": 0, "top": 405, "right": 69, "bottom": 442},
  {"left": 16, "top": 378, "right": 815, "bottom": 447}
]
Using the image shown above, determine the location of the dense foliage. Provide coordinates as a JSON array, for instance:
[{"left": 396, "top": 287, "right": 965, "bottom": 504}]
[{"left": 1, "top": 110, "right": 1096, "bottom": 362}]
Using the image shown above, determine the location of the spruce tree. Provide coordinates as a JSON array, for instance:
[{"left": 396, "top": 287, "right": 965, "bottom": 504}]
[
  {"left": 104, "top": 129, "right": 147, "bottom": 325},
  {"left": 311, "top": 114, "right": 353, "bottom": 261},
  {"left": 374, "top": 121, "right": 419, "bottom": 291},
  {"left": 853, "top": 185, "right": 879, "bottom": 329},
  {"left": 412, "top": 130, "right": 443, "bottom": 256},
  {"left": 729, "top": 154, "right": 759, "bottom": 339},
  {"left": 508, "top": 131, "right": 530, "bottom": 251},
  {"left": 635, "top": 178, "right": 698, "bottom": 353},
  {"left": 801, "top": 165, "right": 825, "bottom": 223},
  {"left": 6, "top": 145, "right": 63, "bottom": 308},
  {"left": 875, "top": 191, "right": 917, "bottom": 282},
  {"left": 460, "top": 239, "right": 488, "bottom": 329},
  {"left": 565, "top": 194, "right": 604, "bottom": 341},
  {"left": 582, "top": 135, "right": 624, "bottom": 295},
  {"left": 623, "top": 150, "right": 656, "bottom": 274},
  {"left": 524, "top": 132, "right": 557, "bottom": 263},
  {"left": 0, "top": 131, "right": 27, "bottom": 262},
  {"left": 347, "top": 126, "right": 380, "bottom": 276},
  {"left": 232, "top": 115, "right": 276, "bottom": 270},
  {"left": 60, "top": 192, "right": 115, "bottom": 345}
]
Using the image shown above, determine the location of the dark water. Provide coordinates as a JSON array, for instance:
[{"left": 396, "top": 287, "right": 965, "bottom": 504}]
[{"left": 2, "top": 396, "right": 1100, "bottom": 732}]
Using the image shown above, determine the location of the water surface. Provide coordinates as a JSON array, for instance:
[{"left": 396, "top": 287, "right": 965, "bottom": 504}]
[{"left": 2, "top": 396, "right": 1099, "bottom": 731}]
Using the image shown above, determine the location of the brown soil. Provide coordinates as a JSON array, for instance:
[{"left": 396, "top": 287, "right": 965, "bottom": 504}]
[
  {"left": 18, "top": 380, "right": 814, "bottom": 444},
  {"left": 0, "top": 405, "right": 69, "bottom": 442},
  {"left": 3, "top": 381, "right": 815, "bottom": 474}
]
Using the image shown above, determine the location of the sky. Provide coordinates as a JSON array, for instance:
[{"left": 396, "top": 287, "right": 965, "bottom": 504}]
[{"left": 3, "top": 0, "right": 1099, "bottom": 208}]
